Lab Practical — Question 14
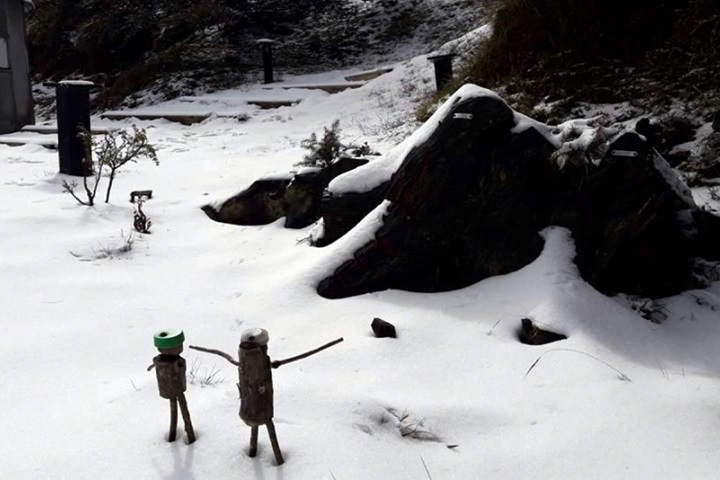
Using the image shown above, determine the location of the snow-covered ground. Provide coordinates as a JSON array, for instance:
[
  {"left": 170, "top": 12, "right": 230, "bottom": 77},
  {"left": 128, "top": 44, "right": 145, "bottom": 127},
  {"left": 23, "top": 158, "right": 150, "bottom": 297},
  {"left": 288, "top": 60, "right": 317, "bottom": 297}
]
[{"left": 2, "top": 30, "right": 720, "bottom": 480}]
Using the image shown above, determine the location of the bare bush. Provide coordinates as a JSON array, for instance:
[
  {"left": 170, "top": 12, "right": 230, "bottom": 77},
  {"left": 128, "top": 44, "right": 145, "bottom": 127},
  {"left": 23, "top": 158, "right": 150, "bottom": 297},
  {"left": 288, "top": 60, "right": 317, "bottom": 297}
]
[{"left": 64, "top": 126, "right": 158, "bottom": 206}]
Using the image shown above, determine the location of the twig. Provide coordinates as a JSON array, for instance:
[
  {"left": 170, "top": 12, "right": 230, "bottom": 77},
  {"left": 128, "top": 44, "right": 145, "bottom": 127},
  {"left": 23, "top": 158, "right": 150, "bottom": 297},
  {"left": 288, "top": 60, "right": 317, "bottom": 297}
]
[
  {"left": 486, "top": 317, "right": 506, "bottom": 336},
  {"left": 524, "top": 348, "right": 631, "bottom": 381},
  {"left": 271, "top": 337, "right": 344, "bottom": 368},
  {"left": 486, "top": 313, "right": 523, "bottom": 336},
  {"left": 656, "top": 358, "right": 669, "bottom": 381},
  {"left": 129, "top": 378, "right": 140, "bottom": 391},
  {"left": 188, "top": 345, "right": 240, "bottom": 367},
  {"left": 420, "top": 455, "right": 433, "bottom": 480}
]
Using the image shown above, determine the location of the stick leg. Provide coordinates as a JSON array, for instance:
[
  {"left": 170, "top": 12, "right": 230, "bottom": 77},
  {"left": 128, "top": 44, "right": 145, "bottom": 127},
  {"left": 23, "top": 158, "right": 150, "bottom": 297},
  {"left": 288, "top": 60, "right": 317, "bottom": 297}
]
[
  {"left": 266, "top": 420, "right": 284, "bottom": 465},
  {"left": 178, "top": 393, "right": 196, "bottom": 444},
  {"left": 168, "top": 398, "right": 178, "bottom": 442},
  {"left": 249, "top": 426, "right": 259, "bottom": 457}
]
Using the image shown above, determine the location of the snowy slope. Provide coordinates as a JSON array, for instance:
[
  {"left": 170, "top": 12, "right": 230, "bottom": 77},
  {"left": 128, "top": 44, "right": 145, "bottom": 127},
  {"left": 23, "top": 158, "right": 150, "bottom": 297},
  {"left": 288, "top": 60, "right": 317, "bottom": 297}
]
[{"left": 2, "top": 27, "right": 720, "bottom": 480}]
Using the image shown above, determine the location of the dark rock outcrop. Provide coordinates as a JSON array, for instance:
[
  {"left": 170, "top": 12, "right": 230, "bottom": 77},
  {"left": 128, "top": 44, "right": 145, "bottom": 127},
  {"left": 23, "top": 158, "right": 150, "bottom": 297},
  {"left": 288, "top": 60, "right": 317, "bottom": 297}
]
[
  {"left": 203, "top": 157, "right": 368, "bottom": 229},
  {"left": 316, "top": 181, "right": 390, "bottom": 247},
  {"left": 317, "top": 87, "right": 720, "bottom": 300},
  {"left": 518, "top": 318, "right": 567, "bottom": 346},
  {"left": 202, "top": 177, "right": 290, "bottom": 226}
]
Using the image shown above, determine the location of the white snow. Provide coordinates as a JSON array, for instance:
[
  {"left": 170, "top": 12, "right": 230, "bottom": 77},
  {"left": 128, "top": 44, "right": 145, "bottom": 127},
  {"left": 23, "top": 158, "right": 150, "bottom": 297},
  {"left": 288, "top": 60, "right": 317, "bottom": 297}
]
[
  {"left": 58, "top": 79, "right": 96, "bottom": 86},
  {"left": 1, "top": 33, "right": 720, "bottom": 480}
]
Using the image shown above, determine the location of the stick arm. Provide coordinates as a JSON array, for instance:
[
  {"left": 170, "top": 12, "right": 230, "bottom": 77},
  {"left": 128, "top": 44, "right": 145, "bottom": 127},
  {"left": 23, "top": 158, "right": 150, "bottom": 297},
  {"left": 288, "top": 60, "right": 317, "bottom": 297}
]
[
  {"left": 188, "top": 345, "right": 240, "bottom": 367},
  {"left": 271, "top": 337, "right": 344, "bottom": 368}
]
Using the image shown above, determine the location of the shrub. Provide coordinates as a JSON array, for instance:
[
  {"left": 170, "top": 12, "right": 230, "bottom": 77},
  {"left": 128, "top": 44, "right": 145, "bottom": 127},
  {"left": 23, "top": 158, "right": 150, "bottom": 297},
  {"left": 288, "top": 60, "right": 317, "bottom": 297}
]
[
  {"left": 298, "top": 120, "right": 343, "bottom": 168},
  {"left": 63, "top": 127, "right": 158, "bottom": 206}
]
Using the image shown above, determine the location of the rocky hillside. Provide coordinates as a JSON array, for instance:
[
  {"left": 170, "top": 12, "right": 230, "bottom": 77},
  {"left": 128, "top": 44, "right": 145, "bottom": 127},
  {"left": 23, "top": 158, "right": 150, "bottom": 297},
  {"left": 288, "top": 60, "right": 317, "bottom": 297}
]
[
  {"left": 457, "top": 0, "right": 720, "bottom": 184},
  {"left": 27, "top": 0, "right": 489, "bottom": 109},
  {"left": 26, "top": 0, "right": 719, "bottom": 174}
]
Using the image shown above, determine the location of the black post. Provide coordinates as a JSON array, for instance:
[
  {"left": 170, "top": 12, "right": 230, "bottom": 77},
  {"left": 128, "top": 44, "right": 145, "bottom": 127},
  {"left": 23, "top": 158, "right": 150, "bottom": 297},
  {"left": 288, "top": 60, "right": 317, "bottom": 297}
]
[
  {"left": 427, "top": 53, "right": 456, "bottom": 93},
  {"left": 258, "top": 39, "right": 275, "bottom": 84},
  {"left": 54, "top": 80, "right": 96, "bottom": 176}
]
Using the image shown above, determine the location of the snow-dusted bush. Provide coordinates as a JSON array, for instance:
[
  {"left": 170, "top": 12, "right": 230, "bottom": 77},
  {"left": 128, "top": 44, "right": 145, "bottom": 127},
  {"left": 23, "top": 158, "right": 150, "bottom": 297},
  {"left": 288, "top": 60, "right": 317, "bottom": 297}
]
[
  {"left": 298, "top": 120, "right": 344, "bottom": 168},
  {"left": 62, "top": 127, "right": 158, "bottom": 206}
]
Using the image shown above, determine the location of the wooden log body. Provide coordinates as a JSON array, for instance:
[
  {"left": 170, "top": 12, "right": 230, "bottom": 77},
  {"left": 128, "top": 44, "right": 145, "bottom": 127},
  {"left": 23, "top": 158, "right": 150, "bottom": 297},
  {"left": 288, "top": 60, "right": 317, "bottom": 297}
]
[
  {"left": 238, "top": 344, "right": 274, "bottom": 427},
  {"left": 154, "top": 355, "right": 187, "bottom": 399}
]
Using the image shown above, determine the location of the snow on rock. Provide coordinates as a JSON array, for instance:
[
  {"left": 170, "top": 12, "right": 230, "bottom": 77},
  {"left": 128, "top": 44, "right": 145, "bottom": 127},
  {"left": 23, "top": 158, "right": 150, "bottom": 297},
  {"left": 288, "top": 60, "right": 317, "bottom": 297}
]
[
  {"left": 318, "top": 89, "right": 719, "bottom": 300},
  {"left": 329, "top": 84, "right": 506, "bottom": 195}
]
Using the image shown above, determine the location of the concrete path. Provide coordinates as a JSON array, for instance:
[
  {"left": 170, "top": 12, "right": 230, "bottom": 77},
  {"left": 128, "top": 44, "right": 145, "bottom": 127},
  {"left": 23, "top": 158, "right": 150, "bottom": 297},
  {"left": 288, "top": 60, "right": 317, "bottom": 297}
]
[{"left": 1, "top": 66, "right": 394, "bottom": 145}]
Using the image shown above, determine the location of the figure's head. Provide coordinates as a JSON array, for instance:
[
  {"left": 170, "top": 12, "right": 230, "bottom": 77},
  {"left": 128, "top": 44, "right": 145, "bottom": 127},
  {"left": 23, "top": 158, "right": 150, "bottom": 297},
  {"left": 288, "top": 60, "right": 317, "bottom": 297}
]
[
  {"left": 153, "top": 328, "right": 185, "bottom": 355},
  {"left": 240, "top": 328, "right": 269, "bottom": 348}
]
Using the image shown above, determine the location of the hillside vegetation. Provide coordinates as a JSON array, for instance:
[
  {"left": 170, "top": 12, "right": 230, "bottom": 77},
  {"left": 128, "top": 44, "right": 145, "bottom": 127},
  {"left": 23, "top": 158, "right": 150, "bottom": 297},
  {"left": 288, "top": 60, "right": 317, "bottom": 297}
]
[
  {"left": 466, "top": 0, "right": 719, "bottom": 122},
  {"left": 27, "top": 0, "right": 487, "bottom": 109},
  {"left": 27, "top": 0, "right": 720, "bottom": 171},
  {"left": 456, "top": 0, "right": 719, "bottom": 176}
]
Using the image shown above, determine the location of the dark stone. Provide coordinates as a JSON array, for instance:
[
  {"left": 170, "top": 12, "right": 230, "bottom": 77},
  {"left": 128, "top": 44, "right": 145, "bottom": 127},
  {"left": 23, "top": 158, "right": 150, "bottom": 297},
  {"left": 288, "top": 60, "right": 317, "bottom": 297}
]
[
  {"left": 317, "top": 89, "right": 720, "bottom": 300},
  {"left": 694, "top": 209, "right": 720, "bottom": 262},
  {"left": 316, "top": 180, "right": 389, "bottom": 246},
  {"left": 518, "top": 318, "right": 567, "bottom": 345},
  {"left": 203, "top": 156, "right": 368, "bottom": 229},
  {"left": 283, "top": 170, "right": 325, "bottom": 228},
  {"left": 712, "top": 111, "right": 720, "bottom": 132},
  {"left": 202, "top": 178, "right": 290, "bottom": 225},
  {"left": 371, "top": 318, "right": 397, "bottom": 338},
  {"left": 634, "top": 118, "right": 662, "bottom": 149},
  {"left": 658, "top": 115, "right": 698, "bottom": 153}
]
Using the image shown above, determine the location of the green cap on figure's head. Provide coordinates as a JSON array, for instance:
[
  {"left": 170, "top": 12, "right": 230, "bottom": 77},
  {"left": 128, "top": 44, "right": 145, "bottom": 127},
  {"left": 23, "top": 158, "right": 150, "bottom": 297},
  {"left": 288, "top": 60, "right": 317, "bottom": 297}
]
[{"left": 153, "top": 328, "right": 185, "bottom": 349}]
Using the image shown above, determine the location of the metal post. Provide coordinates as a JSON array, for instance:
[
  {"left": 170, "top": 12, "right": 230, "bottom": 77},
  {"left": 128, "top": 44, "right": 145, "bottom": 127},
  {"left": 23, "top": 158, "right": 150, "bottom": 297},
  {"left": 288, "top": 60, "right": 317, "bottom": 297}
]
[
  {"left": 54, "top": 80, "right": 96, "bottom": 176},
  {"left": 257, "top": 39, "right": 275, "bottom": 84},
  {"left": 427, "top": 53, "right": 456, "bottom": 93}
]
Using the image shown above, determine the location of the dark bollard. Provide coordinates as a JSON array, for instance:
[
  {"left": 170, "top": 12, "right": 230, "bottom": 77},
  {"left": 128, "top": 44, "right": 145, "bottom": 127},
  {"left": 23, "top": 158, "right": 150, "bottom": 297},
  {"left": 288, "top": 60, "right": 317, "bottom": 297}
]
[
  {"left": 52, "top": 80, "right": 97, "bottom": 176},
  {"left": 257, "top": 39, "right": 275, "bottom": 84},
  {"left": 427, "top": 53, "right": 456, "bottom": 93}
]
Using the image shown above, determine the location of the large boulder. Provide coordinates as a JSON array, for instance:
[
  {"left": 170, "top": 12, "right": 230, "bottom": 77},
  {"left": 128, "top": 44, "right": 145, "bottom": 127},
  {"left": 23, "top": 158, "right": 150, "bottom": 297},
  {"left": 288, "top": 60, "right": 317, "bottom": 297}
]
[{"left": 317, "top": 85, "right": 720, "bottom": 299}]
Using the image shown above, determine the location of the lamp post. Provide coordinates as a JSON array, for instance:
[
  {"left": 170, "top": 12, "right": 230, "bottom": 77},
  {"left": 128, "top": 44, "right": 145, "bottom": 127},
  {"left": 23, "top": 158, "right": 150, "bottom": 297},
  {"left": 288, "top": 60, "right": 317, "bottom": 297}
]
[
  {"left": 427, "top": 53, "right": 456, "bottom": 92},
  {"left": 257, "top": 39, "right": 275, "bottom": 84}
]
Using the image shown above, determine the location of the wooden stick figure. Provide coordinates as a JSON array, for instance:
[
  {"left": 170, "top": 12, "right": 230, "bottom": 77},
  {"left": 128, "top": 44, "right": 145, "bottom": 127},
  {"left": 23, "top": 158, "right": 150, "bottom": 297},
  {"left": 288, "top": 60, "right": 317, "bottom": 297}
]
[
  {"left": 190, "top": 328, "right": 343, "bottom": 465},
  {"left": 148, "top": 328, "right": 196, "bottom": 444}
]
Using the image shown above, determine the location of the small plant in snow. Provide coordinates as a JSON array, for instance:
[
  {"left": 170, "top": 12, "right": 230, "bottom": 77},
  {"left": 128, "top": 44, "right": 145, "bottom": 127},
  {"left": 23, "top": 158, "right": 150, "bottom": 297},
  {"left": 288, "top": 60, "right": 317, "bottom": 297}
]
[
  {"left": 133, "top": 199, "right": 152, "bottom": 234},
  {"left": 550, "top": 123, "right": 616, "bottom": 169},
  {"left": 616, "top": 293, "right": 669, "bottom": 323},
  {"left": 63, "top": 126, "right": 158, "bottom": 205},
  {"left": 187, "top": 359, "right": 226, "bottom": 387},
  {"left": 349, "top": 141, "right": 379, "bottom": 157},
  {"left": 95, "top": 231, "right": 135, "bottom": 259},
  {"left": 382, "top": 407, "right": 441, "bottom": 442},
  {"left": 298, "top": 119, "right": 343, "bottom": 168},
  {"left": 525, "top": 349, "right": 631, "bottom": 382},
  {"left": 69, "top": 230, "right": 138, "bottom": 261},
  {"left": 297, "top": 120, "right": 378, "bottom": 168}
]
